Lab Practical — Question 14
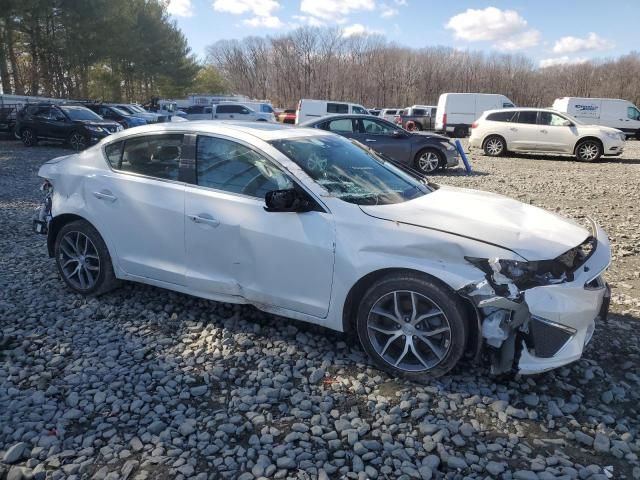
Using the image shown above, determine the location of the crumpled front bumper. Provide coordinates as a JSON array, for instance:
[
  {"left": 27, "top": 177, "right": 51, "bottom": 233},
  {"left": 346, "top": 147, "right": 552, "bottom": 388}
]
[
  {"left": 461, "top": 219, "right": 611, "bottom": 375},
  {"left": 517, "top": 221, "right": 611, "bottom": 374}
]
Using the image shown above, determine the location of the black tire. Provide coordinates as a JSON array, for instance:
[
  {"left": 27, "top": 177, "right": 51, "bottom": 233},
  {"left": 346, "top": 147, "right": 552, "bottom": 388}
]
[
  {"left": 54, "top": 220, "right": 118, "bottom": 296},
  {"left": 356, "top": 273, "right": 468, "bottom": 380},
  {"left": 575, "top": 139, "right": 602, "bottom": 162},
  {"left": 453, "top": 126, "right": 467, "bottom": 138},
  {"left": 635, "top": 130, "right": 640, "bottom": 141},
  {"left": 483, "top": 135, "right": 506, "bottom": 157},
  {"left": 68, "top": 131, "right": 88, "bottom": 151},
  {"left": 21, "top": 128, "right": 37, "bottom": 147},
  {"left": 413, "top": 123, "right": 422, "bottom": 131},
  {"left": 414, "top": 147, "right": 444, "bottom": 174}
]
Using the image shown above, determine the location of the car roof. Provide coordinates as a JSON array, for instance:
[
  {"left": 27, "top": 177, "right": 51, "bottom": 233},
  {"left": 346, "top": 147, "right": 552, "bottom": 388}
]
[
  {"left": 299, "top": 114, "right": 381, "bottom": 126},
  {"left": 483, "top": 107, "right": 561, "bottom": 115},
  {"left": 103, "top": 120, "right": 332, "bottom": 142}
]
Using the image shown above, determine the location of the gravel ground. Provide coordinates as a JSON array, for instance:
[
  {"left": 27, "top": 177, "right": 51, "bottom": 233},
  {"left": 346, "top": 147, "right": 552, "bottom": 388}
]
[{"left": 1, "top": 135, "right": 639, "bottom": 480}]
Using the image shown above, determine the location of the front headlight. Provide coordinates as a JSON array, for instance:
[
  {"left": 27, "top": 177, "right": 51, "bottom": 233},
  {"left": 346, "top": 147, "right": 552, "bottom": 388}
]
[
  {"left": 116, "top": 125, "right": 124, "bottom": 131},
  {"left": 85, "top": 125, "right": 104, "bottom": 133},
  {"left": 604, "top": 131, "right": 622, "bottom": 140}
]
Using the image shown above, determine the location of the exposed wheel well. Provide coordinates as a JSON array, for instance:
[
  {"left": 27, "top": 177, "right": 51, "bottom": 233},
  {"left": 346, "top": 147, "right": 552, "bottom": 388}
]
[
  {"left": 573, "top": 136, "right": 603, "bottom": 154},
  {"left": 341, "top": 268, "right": 479, "bottom": 355},
  {"left": 47, "top": 214, "right": 92, "bottom": 257}
]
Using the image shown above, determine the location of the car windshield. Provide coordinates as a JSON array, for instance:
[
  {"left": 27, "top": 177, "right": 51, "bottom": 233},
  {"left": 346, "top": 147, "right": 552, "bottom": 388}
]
[
  {"left": 128, "top": 105, "right": 146, "bottom": 113},
  {"left": 60, "top": 106, "right": 103, "bottom": 121},
  {"left": 269, "top": 134, "right": 432, "bottom": 205},
  {"left": 111, "top": 106, "right": 131, "bottom": 116}
]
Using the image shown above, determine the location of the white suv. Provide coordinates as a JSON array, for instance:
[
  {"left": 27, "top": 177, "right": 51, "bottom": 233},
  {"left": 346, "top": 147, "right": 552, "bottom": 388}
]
[
  {"left": 469, "top": 108, "right": 625, "bottom": 162},
  {"left": 213, "top": 103, "right": 275, "bottom": 122}
]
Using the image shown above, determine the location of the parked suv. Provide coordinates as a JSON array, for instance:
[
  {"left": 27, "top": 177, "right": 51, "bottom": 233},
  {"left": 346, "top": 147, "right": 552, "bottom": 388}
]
[
  {"left": 85, "top": 104, "right": 147, "bottom": 128},
  {"left": 398, "top": 106, "right": 437, "bottom": 131},
  {"left": 15, "top": 104, "right": 122, "bottom": 149},
  {"left": 469, "top": 108, "right": 625, "bottom": 162},
  {"left": 213, "top": 103, "right": 274, "bottom": 122}
]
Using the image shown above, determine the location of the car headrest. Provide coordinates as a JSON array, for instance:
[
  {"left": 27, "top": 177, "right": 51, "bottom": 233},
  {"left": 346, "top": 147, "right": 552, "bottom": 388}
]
[{"left": 154, "top": 145, "right": 180, "bottom": 161}]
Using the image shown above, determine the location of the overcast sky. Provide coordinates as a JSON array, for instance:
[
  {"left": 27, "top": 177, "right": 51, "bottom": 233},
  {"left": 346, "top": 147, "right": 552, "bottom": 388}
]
[{"left": 165, "top": 0, "right": 635, "bottom": 68}]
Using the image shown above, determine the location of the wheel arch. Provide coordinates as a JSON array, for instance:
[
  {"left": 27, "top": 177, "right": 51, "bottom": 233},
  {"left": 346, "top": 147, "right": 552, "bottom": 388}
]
[
  {"left": 47, "top": 214, "right": 109, "bottom": 259},
  {"left": 414, "top": 145, "right": 444, "bottom": 167},
  {"left": 341, "top": 267, "right": 479, "bottom": 354},
  {"left": 573, "top": 136, "right": 603, "bottom": 154},
  {"left": 482, "top": 133, "right": 507, "bottom": 151}
]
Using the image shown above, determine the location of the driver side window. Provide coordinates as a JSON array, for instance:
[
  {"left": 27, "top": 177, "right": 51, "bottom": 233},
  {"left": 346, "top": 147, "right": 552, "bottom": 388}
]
[
  {"left": 196, "top": 136, "right": 293, "bottom": 198},
  {"left": 628, "top": 106, "right": 640, "bottom": 121},
  {"left": 361, "top": 119, "right": 396, "bottom": 135}
]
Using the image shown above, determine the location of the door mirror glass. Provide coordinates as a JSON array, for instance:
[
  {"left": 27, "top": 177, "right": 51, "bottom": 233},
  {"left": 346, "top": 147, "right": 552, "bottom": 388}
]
[
  {"left": 264, "top": 189, "right": 312, "bottom": 213},
  {"left": 392, "top": 129, "right": 405, "bottom": 137},
  {"left": 561, "top": 119, "right": 573, "bottom": 127}
]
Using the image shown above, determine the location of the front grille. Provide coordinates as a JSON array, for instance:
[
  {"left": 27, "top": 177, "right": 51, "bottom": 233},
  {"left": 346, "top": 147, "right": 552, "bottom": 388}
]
[{"left": 529, "top": 317, "right": 574, "bottom": 358}]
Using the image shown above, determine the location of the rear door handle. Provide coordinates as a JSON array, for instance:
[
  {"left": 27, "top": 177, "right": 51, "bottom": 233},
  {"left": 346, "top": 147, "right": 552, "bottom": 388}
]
[
  {"left": 187, "top": 214, "right": 220, "bottom": 227},
  {"left": 93, "top": 191, "right": 117, "bottom": 202}
]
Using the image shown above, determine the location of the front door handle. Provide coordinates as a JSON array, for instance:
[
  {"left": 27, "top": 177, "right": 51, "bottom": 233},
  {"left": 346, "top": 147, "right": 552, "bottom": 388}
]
[
  {"left": 188, "top": 214, "right": 220, "bottom": 227},
  {"left": 365, "top": 138, "right": 376, "bottom": 142},
  {"left": 93, "top": 191, "right": 117, "bottom": 202},
  {"left": 540, "top": 129, "right": 548, "bottom": 133},
  {"left": 509, "top": 127, "right": 518, "bottom": 131}
]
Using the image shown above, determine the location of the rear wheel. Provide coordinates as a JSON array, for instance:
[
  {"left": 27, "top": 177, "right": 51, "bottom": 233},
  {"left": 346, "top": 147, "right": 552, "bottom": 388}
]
[
  {"left": 483, "top": 135, "right": 506, "bottom": 156},
  {"left": 575, "top": 139, "right": 602, "bottom": 162},
  {"left": 635, "top": 129, "right": 640, "bottom": 140},
  {"left": 453, "top": 126, "right": 467, "bottom": 138},
  {"left": 414, "top": 148, "right": 443, "bottom": 174},
  {"left": 54, "top": 220, "right": 118, "bottom": 296},
  {"left": 69, "top": 132, "right": 87, "bottom": 151},
  {"left": 21, "top": 128, "right": 37, "bottom": 147},
  {"left": 356, "top": 273, "right": 468, "bottom": 379}
]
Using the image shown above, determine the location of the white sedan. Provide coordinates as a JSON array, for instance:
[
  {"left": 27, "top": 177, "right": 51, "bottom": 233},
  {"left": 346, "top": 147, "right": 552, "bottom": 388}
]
[{"left": 34, "top": 121, "right": 611, "bottom": 378}]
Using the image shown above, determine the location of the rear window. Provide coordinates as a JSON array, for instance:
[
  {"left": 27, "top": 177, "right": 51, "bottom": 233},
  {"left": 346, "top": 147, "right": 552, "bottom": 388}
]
[
  {"left": 327, "top": 103, "right": 349, "bottom": 114},
  {"left": 487, "top": 111, "right": 517, "bottom": 122},
  {"left": 260, "top": 104, "right": 274, "bottom": 113},
  {"left": 386, "top": 109, "right": 397, "bottom": 115},
  {"left": 412, "top": 109, "right": 426, "bottom": 116}
]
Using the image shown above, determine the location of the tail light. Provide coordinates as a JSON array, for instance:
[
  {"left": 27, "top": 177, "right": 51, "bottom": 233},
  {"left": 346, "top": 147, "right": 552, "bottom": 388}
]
[
  {"left": 471, "top": 121, "right": 478, "bottom": 129},
  {"left": 443, "top": 113, "right": 447, "bottom": 127}
]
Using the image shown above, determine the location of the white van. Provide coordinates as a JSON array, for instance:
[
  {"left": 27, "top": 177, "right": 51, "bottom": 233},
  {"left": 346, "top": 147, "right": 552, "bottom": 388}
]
[
  {"left": 435, "top": 93, "right": 515, "bottom": 137},
  {"left": 295, "top": 99, "right": 369, "bottom": 124},
  {"left": 552, "top": 97, "right": 640, "bottom": 139}
]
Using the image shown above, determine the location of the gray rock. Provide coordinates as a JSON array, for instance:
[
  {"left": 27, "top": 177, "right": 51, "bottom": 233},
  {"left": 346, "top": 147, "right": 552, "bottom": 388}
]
[
  {"left": 2, "top": 442, "right": 28, "bottom": 464},
  {"left": 486, "top": 461, "right": 505, "bottom": 476},
  {"left": 514, "top": 470, "right": 539, "bottom": 480},
  {"left": 446, "top": 456, "right": 468, "bottom": 470},
  {"left": 190, "top": 385, "right": 208, "bottom": 396},
  {"left": 276, "top": 456, "right": 296, "bottom": 469},
  {"left": 147, "top": 421, "right": 166, "bottom": 434},
  {"left": 594, "top": 432, "right": 610, "bottom": 452},
  {"left": 309, "top": 368, "right": 326, "bottom": 384}
]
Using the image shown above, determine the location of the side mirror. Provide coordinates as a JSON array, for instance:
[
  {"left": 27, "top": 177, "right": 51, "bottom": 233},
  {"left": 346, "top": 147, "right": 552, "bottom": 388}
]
[
  {"left": 562, "top": 120, "right": 573, "bottom": 127},
  {"left": 264, "top": 189, "right": 313, "bottom": 213},
  {"left": 392, "top": 129, "right": 406, "bottom": 137}
]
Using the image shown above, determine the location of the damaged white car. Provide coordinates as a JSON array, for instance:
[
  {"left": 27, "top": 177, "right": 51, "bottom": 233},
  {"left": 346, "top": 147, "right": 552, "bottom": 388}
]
[{"left": 34, "top": 122, "right": 611, "bottom": 379}]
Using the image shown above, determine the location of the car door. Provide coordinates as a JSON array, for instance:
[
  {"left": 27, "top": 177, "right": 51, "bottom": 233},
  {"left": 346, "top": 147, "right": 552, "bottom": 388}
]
[
  {"left": 354, "top": 118, "right": 412, "bottom": 162},
  {"left": 508, "top": 110, "right": 541, "bottom": 151},
  {"left": 214, "top": 105, "right": 233, "bottom": 120},
  {"left": 86, "top": 134, "right": 186, "bottom": 285},
  {"left": 184, "top": 134, "right": 335, "bottom": 318},
  {"left": 537, "top": 111, "right": 578, "bottom": 153},
  {"left": 31, "top": 106, "right": 53, "bottom": 138}
]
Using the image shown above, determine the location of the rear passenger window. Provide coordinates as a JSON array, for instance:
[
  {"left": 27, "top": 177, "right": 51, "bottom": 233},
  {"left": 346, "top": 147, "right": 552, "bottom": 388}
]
[
  {"left": 114, "top": 135, "right": 183, "bottom": 180},
  {"left": 515, "top": 111, "right": 538, "bottom": 124},
  {"left": 413, "top": 109, "right": 426, "bottom": 116},
  {"left": 196, "top": 136, "right": 293, "bottom": 198},
  {"left": 386, "top": 109, "right": 397, "bottom": 115},
  {"left": 327, "top": 119, "right": 354, "bottom": 133},
  {"left": 327, "top": 103, "right": 349, "bottom": 114},
  {"left": 487, "top": 111, "right": 517, "bottom": 122},
  {"left": 104, "top": 141, "right": 123, "bottom": 168}
]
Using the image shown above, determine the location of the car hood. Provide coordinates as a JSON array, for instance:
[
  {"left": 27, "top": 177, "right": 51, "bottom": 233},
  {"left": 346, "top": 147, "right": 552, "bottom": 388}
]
[
  {"left": 412, "top": 132, "right": 452, "bottom": 142},
  {"left": 73, "top": 120, "right": 120, "bottom": 128},
  {"left": 359, "top": 185, "right": 589, "bottom": 260}
]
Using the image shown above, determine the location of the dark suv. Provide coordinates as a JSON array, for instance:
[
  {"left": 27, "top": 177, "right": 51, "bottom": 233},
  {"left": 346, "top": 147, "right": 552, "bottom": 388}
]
[{"left": 15, "top": 104, "right": 122, "bottom": 150}]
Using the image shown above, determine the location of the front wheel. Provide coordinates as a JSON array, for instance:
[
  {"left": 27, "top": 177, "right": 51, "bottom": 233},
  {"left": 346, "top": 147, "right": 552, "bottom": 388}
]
[
  {"left": 414, "top": 148, "right": 443, "bottom": 174},
  {"left": 54, "top": 220, "right": 118, "bottom": 296},
  {"left": 483, "top": 135, "right": 506, "bottom": 156},
  {"left": 356, "top": 273, "right": 468, "bottom": 379},
  {"left": 575, "top": 140, "right": 602, "bottom": 162},
  {"left": 69, "top": 132, "right": 88, "bottom": 151},
  {"left": 21, "top": 128, "right": 37, "bottom": 147}
]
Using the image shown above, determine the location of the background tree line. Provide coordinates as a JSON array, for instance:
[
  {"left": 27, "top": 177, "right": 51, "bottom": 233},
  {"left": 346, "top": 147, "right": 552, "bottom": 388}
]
[
  {"left": 207, "top": 27, "right": 640, "bottom": 109},
  {"left": 0, "top": 0, "right": 225, "bottom": 102}
]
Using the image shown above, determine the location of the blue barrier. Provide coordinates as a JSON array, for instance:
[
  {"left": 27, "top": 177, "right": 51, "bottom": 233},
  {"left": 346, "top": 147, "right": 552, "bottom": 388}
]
[{"left": 455, "top": 139, "right": 472, "bottom": 174}]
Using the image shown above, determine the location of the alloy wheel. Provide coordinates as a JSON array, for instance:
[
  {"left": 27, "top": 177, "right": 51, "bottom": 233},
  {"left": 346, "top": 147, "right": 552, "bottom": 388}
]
[
  {"left": 578, "top": 142, "right": 598, "bottom": 161},
  {"left": 22, "top": 130, "right": 33, "bottom": 146},
  {"left": 70, "top": 133, "right": 86, "bottom": 151},
  {"left": 58, "top": 231, "right": 101, "bottom": 290},
  {"left": 367, "top": 290, "right": 452, "bottom": 372},
  {"left": 485, "top": 138, "right": 503, "bottom": 155},
  {"left": 418, "top": 151, "right": 440, "bottom": 173}
]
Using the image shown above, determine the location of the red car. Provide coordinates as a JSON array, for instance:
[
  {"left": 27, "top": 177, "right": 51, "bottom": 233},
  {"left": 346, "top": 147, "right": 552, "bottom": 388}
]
[{"left": 278, "top": 109, "right": 296, "bottom": 124}]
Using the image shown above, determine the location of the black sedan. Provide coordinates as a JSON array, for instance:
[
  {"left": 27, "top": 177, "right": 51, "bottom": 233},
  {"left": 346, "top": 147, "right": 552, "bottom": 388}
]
[{"left": 299, "top": 114, "right": 459, "bottom": 173}]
